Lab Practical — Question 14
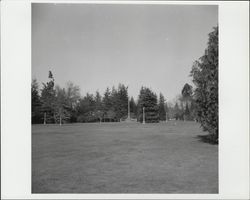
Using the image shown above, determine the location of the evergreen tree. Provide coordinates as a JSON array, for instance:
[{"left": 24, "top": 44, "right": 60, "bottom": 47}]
[
  {"left": 129, "top": 97, "right": 137, "bottom": 118},
  {"left": 165, "top": 102, "right": 169, "bottom": 120},
  {"left": 103, "top": 87, "right": 112, "bottom": 112},
  {"left": 76, "top": 93, "right": 96, "bottom": 122},
  {"left": 103, "top": 87, "right": 113, "bottom": 121},
  {"left": 158, "top": 93, "right": 166, "bottom": 121},
  {"left": 32, "top": 79, "right": 42, "bottom": 124},
  {"left": 181, "top": 83, "right": 193, "bottom": 102},
  {"left": 190, "top": 100, "right": 196, "bottom": 121},
  {"left": 110, "top": 86, "right": 119, "bottom": 121},
  {"left": 184, "top": 102, "right": 190, "bottom": 120},
  {"left": 138, "top": 87, "right": 159, "bottom": 123},
  {"left": 190, "top": 26, "right": 218, "bottom": 142},
  {"left": 174, "top": 102, "right": 180, "bottom": 120},
  {"left": 94, "top": 91, "right": 103, "bottom": 111},
  {"left": 181, "top": 83, "right": 193, "bottom": 120},
  {"left": 40, "top": 71, "right": 56, "bottom": 123},
  {"left": 114, "top": 84, "right": 128, "bottom": 120},
  {"left": 180, "top": 102, "right": 184, "bottom": 120},
  {"left": 93, "top": 91, "right": 104, "bottom": 122}
]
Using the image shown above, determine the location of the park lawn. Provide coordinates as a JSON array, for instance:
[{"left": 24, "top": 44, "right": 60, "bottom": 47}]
[{"left": 32, "top": 121, "right": 218, "bottom": 193}]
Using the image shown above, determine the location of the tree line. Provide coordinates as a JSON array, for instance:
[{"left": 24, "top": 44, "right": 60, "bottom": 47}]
[{"left": 32, "top": 73, "right": 196, "bottom": 124}]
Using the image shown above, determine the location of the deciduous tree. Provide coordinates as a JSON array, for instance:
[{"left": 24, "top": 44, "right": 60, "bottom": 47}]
[{"left": 55, "top": 86, "right": 71, "bottom": 124}]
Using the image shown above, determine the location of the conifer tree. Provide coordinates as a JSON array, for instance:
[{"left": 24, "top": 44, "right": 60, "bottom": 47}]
[
  {"left": 115, "top": 84, "right": 128, "bottom": 120},
  {"left": 174, "top": 102, "right": 180, "bottom": 120},
  {"left": 129, "top": 97, "right": 137, "bottom": 118},
  {"left": 184, "top": 102, "right": 190, "bottom": 120},
  {"left": 103, "top": 87, "right": 112, "bottom": 112},
  {"left": 190, "top": 26, "right": 218, "bottom": 142},
  {"left": 181, "top": 83, "right": 193, "bottom": 102},
  {"left": 103, "top": 87, "right": 113, "bottom": 121},
  {"left": 138, "top": 87, "right": 159, "bottom": 123},
  {"left": 158, "top": 93, "right": 166, "bottom": 121},
  {"left": 40, "top": 71, "right": 56, "bottom": 123},
  {"left": 165, "top": 102, "right": 169, "bottom": 120},
  {"left": 93, "top": 91, "right": 104, "bottom": 122},
  {"left": 32, "top": 79, "right": 42, "bottom": 124}
]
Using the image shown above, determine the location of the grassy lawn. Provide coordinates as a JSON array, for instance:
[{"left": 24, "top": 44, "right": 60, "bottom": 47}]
[{"left": 32, "top": 121, "right": 218, "bottom": 193}]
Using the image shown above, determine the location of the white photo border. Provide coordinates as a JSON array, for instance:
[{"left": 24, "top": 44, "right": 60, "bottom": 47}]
[{"left": 1, "top": 1, "right": 249, "bottom": 199}]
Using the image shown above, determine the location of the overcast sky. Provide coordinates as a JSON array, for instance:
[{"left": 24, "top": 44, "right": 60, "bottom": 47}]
[{"left": 32, "top": 4, "right": 218, "bottom": 101}]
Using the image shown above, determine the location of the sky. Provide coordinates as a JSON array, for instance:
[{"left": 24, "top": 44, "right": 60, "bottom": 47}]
[{"left": 32, "top": 4, "right": 218, "bottom": 101}]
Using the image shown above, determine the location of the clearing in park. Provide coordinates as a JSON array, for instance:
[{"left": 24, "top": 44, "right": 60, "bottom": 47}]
[{"left": 32, "top": 121, "right": 218, "bottom": 193}]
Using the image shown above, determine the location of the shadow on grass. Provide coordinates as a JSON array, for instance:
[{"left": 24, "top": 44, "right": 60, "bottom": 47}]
[{"left": 196, "top": 134, "right": 218, "bottom": 145}]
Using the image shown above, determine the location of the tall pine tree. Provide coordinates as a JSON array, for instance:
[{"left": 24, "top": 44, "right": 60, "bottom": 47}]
[{"left": 129, "top": 97, "right": 137, "bottom": 118}]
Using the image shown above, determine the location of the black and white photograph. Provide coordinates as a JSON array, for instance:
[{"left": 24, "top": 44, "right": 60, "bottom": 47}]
[
  {"left": 1, "top": 1, "right": 249, "bottom": 199},
  {"left": 31, "top": 3, "right": 218, "bottom": 193}
]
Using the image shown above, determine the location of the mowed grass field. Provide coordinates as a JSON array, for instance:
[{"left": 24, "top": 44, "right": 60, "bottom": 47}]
[{"left": 32, "top": 121, "right": 218, "bottom": 193}]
